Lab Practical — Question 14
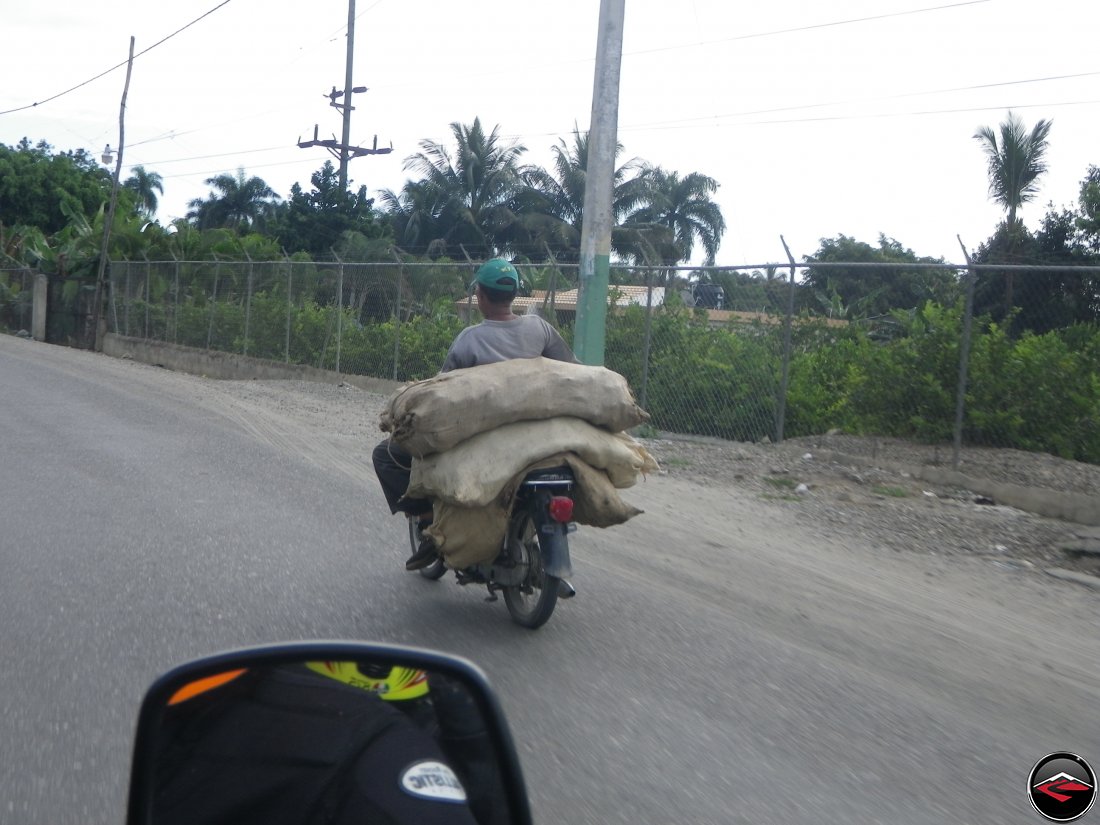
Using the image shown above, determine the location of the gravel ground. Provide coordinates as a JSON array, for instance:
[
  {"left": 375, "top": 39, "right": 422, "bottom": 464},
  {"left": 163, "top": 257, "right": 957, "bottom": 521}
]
[{"left": 641, "top": 430, "right": 1100, "bottom": 580}]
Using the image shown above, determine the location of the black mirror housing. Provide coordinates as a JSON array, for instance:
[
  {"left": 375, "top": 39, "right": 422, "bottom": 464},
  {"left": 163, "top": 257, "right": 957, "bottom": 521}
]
[{"left": 126, "top": 641, "right": 532, "bottom": 825}]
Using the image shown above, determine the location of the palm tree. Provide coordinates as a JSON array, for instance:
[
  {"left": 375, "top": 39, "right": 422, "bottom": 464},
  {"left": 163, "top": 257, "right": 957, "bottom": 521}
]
[
  {"left": 516, "top": 128, "right": 650, "bottom": 262},
  {"left": 974, "top": 111, "right": 1053, "bottom": 309},
  {"left": 186, "top": 168, "right": 279, "bottom": 233},
  {"left": 123, "top": 166, "right": 164, "bottom": 218},
  {"left": 624, "top": 166, "right": 726, "bottom": 268},
  {"left": 398, "top": 118, "right": 526, "bottom": 257},
  {"left": 378, "top": 179, "right": 447, "bottom": 254}
]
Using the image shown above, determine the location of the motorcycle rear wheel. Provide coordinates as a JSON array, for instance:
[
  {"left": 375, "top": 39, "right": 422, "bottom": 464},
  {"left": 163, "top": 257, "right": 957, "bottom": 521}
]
[
  {"left": 409, "top": 518, "right": 447, "bottom": 580},
  {"left": 502, "top": 510, "right": 559, "bottom": 629}
]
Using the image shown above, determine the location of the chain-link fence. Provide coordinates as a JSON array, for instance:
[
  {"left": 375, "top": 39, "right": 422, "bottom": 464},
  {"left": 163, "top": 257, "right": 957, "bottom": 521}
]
[{"left": 103, "top": 258, "right": 1100, "bottom": 466}]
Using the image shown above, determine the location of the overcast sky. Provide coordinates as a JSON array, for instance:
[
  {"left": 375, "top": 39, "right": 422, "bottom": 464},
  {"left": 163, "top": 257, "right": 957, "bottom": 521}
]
[{"left": 3, "top": 0, "right": 1098, "bottom": 267}]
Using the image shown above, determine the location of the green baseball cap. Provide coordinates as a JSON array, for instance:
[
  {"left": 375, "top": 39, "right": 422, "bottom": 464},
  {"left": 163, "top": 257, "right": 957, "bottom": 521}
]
[{"left": 474, "top": 259, "right": 520, "bottom": 291}]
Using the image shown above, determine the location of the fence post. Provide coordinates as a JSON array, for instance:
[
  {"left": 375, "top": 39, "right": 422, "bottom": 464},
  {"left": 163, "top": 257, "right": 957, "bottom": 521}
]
[
  {"left": 284, "top": 253, "right": 292, "bottom": 364},
  {"left": 243, "top": 252, "right": 253, "bottom": 356},
  {"left": 460, "top": 245, "right": 477, "bottom": 327},
  {"left": 541, "top": 243, "right": 562, "bottom": 324},
  {"left": 775, "top": 237, "right": 799, "bottom": 443},
  {"left": 143, "top": 252, "right": 151, "bottom": 340},
  {"left": 391, "top": 250, "right": 404, "bottom": 381},
  {"left": 953, "top": 238, "right": 979, "bottom": 470},
  {"left": 172, "top": 254, "right": 180, "bottom": 344},
  {"left": 109, "top": 261, "right": 119, "bottom": 335},
  {"left": 332, "top": 249, "right": 345, "bottom": 374},
  {"left": 639, "top": 267, "right": 654, "bottom": 410},
  {"left": 123, "top": 261, "right": 131, "bottom": 337},
  {"left": 207, "top": 256, "right": 220, "bottom": 350}
]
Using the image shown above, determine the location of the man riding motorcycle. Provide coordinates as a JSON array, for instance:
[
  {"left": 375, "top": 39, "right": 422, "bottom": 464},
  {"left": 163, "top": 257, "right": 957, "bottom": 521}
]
[{"left": 371, "top": 258, "right": 578, "bottom": 571}]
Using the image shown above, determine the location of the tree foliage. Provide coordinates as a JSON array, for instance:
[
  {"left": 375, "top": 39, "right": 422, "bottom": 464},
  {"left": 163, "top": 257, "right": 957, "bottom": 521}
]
[
  {"left": 186, "top": 168, "right": 280, "bottom": 233},
  {"left": 971, "top": 164, "right": 1100, "bottom": 332},
  {"left": 801, "top": 234, "right": 960, "bottom": 319},
  {"left": 381, "top": 118, "right": 526, "bottom": 259},
  {"left": 973, "top": 111, "right": 1054, "bottom": 312},
  {"left": 378, "top": 119, "right": 726, "bottom": 266},
  {"left": 0, "top": 139, "right": 121, "bottom": 235},
  {"left": 974, "top": 111, "right": 1053, "bottom": 234},
  {"left": 622, "top": 166, "right": 726, "bottom": 266},
  {"left": 271, "top": 161, "right": 389, "bottom": 259},
  {"left": 124, "top": 166, "right": 164, "bottom": 218}
]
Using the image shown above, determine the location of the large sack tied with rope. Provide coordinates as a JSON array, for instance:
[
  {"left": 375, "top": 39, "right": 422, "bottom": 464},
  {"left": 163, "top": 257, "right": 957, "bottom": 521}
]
[
  {"left": 380, "top": 357, "right": 649, "bottom": 457},
  {"left": 405, "top": 417, "right": 659, "bottom": 509},
  {"left": 424, "top": 452, "right": 648, "bottom": 569}
]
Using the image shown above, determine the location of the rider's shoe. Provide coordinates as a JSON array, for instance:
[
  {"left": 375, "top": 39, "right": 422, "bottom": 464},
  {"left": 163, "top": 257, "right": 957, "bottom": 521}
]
[
  {"left": 405, "top": 537, "right": 439, "bottom": 571},
  {"left": 557, "top": 579, "right": 576, "bottom": 599}
]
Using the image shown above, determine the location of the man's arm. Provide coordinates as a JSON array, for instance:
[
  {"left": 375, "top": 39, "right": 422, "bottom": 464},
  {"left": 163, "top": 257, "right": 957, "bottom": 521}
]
[
  {"left": 541, "top": 319, "right": 579, "bottom": 364},
  {"left": 440, "top": 329, "right": 471, "bottom": 373}
]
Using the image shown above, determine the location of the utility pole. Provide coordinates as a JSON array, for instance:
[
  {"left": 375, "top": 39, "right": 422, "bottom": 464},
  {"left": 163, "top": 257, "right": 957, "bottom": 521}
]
[
  {"left": 91, "top": 35, "right": 135, "bottom": 352},
  {"left": 574, "top": 0, "right": 625, "bottom": 366},
  {"left": 339, "top": 0, "right": 357, "bottom": 190},
  {"left": 297, "top": 0, "right": 391, "bottom": 190}
]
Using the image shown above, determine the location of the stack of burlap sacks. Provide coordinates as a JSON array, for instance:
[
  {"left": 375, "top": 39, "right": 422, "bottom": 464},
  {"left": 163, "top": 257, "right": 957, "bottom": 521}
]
[{"left": 380, "top": 357, "right": 660, "bottom": 568}]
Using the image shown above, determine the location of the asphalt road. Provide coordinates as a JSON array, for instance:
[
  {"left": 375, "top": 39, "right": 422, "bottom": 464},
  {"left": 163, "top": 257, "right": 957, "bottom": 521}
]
[{"left": 2, "top": 335, "right": 1098, "bottom": 824}]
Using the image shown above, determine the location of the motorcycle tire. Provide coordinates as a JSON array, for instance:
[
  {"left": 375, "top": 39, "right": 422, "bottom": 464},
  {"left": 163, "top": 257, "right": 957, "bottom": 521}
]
[
  {"left": 502, "top": 510, "right": 559, "bottom": 629},
  {"left": 409, "top": 518, "right": 446, "bottom": 581}
]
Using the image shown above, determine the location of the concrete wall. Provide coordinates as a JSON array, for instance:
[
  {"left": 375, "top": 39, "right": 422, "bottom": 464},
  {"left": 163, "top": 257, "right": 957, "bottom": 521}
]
[{"left": 102, "top": 333, "right": 402, "bottom": 396}]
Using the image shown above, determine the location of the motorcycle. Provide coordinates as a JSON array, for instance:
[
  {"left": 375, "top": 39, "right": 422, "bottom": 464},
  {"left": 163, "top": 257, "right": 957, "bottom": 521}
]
[
  {"left": 411, "top": 465, "right": 577, "bottom": 629},
  {"left": 125, "top": 641, "right": 531, "bottom": 825}
]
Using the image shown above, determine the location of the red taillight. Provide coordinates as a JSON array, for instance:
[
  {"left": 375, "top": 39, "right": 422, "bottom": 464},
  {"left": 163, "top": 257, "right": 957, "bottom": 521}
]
[{"left": 548, "top": 496, "right": 574, "bottom": 523}]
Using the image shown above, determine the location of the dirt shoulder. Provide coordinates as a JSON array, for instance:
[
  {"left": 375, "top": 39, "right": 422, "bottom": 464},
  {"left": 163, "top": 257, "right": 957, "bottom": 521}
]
[{"left": 641, "top": 431, "right": 1100, "bottom": 582}]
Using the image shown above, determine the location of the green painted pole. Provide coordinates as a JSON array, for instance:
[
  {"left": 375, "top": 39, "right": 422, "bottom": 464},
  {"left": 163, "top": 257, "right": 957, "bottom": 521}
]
[{"left": 574, "top": 0, "right": 625, "bottom": 366}]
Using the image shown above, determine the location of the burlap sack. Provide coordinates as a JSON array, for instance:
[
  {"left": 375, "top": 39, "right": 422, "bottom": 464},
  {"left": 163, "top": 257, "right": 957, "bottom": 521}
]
[
  {"left": 557, "top": 454, "right": 644, "bottom": 527},
  {"left": 426, "top": 453, "right": 644, "bottom": 569},
  {"left": 405, "top": 417, "right": 659, "bottom": 509},
  {"left": 380, "top": 357, "right": 649, "bottom": 457},
  {"left": 426, "top": 501, "right": 510, "bottom": 570}
]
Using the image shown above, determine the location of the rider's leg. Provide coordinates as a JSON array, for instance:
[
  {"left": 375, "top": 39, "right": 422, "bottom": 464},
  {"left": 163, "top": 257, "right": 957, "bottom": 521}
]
[
  {"left": 373, "top": 439, "right": 439, "bottom": 569},
  {"left": 372, "top": 438, "right": 431, "bottom": 517}
]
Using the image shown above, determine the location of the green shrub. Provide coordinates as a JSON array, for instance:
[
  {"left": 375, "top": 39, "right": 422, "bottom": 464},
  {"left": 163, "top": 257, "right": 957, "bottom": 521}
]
[
  {"left": 785, "top": 329, "right": 869, "bottom": 436},
  {"left": 607, "top": 305, "right": 781, "bottom": 441},
  {"left": 968, "top": 322, "right": 1100, "bottom": 460}
]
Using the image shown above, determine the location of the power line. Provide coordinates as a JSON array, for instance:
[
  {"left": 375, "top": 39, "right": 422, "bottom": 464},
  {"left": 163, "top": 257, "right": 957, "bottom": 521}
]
[
  {"left": 325, "top": 0, "right": 386, "bottom": 39},
  {"left": 498, "top": 92, "right": 1099, "bottom": 149},
  {"left": 619, "top": 98, "right": 1100, "bottom": 134},
  {"left": 0, "top": 0, "right": 235, "bottom": 117},
  {"left": 624, "top": 71, "right": 1100, "bottom": 132},
  {"left": 131, "top": 145, "right": 290, "bottom": 167},
  {"left": 624, "top": 0, "right": 993, "bottom": 57},
  {"left": 148, "top": 154, "right": 333, "bottom": 181}
]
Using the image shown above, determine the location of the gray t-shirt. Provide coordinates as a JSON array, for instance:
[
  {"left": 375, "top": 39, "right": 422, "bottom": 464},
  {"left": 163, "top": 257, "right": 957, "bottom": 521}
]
[{"left": 441, "top": 315, "right": 578, "bottom": 372}]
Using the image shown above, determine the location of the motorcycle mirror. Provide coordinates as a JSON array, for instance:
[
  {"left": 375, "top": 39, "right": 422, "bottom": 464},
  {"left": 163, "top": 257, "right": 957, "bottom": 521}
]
[{"left": 125, "top": 642, "right": 532, "bottom": 825}]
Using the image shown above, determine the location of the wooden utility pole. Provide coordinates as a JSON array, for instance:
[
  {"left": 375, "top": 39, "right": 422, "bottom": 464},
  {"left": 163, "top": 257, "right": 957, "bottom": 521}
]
[{"left": 91, "top": 36, "right": 135, "bottom": 352}]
